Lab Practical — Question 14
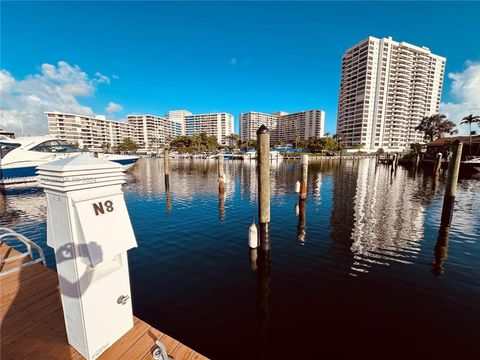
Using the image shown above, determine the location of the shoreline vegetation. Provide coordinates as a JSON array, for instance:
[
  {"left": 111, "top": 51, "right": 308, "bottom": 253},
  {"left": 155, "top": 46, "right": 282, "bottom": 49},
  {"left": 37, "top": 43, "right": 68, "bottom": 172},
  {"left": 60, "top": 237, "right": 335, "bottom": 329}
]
[{"left": 88, "top": 112, "right": 478, "bottom": 161}]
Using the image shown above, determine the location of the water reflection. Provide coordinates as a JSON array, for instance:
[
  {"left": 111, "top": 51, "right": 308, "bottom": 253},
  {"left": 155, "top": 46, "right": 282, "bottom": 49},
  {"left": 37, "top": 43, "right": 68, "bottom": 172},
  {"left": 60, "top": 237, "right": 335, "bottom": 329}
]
[
  {"left": 296, "top": 199, "right": 306, "bottom": 244},
  {"left": 1, "top": 158, "right": 479, "bottom": 359},
  {"left": 255, "top": 249, "right": 270, "bottom": 360},
  {"left": 331, "top": 160, "right": 431, "bottom": 276},
  {"left": 432, "top": 226, "right": 450, "bottom": 277}
]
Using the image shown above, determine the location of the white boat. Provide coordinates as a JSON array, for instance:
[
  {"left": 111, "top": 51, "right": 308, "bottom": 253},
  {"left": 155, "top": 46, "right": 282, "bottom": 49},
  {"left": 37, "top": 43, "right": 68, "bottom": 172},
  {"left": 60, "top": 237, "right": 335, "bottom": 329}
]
[
  {"left": 241, "top": 150, "right": 283, "bottom": 161},
  {"left": 0, "top": 136, "right": 139, "bottom": 186}
]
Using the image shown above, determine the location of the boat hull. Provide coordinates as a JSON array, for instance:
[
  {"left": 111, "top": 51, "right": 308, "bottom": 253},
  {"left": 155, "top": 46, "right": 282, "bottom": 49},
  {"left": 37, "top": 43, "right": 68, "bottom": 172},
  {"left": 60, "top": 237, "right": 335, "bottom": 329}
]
[{"left": 0, "top": 157, "right": 138, "bottom": 186}]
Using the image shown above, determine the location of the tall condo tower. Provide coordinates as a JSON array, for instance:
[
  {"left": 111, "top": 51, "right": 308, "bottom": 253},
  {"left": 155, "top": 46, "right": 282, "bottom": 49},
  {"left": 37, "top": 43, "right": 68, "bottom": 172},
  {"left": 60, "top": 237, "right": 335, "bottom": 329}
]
[{"left": 336, "top": 36, "right": 446, "bottom": 151}]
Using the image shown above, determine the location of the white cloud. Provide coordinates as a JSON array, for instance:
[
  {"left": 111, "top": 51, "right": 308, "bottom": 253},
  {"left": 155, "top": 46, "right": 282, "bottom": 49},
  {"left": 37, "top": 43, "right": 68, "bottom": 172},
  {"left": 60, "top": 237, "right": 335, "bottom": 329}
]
[
  {"left": 94, "top": 72, "right": 110, "bottom": 84},
  {"left": 0, "top": 61, "right": 110, "bottom": 135},
  {"left": 230, "top": 57, "right": 237, "bottom": 65},
  {"left": 105, "top": 101, "right": 123, "bottom": 114},
  {"left": 440, "top": 61, "right": 480, "bottom": 134}
]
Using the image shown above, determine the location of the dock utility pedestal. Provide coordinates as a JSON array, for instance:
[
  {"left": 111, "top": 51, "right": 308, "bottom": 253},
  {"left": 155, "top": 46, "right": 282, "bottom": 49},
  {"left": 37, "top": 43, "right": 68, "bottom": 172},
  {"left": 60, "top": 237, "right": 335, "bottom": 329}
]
[{"left": 37, "top": 155, "right": 138, "bottom": 360}]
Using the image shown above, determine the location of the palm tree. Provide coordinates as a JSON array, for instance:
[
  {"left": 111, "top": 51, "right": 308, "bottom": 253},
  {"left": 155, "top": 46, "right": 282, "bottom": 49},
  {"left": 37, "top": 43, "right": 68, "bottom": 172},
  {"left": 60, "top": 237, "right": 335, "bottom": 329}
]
[{"left": 461, "top": 114, "right": 480, "bottom": 147}]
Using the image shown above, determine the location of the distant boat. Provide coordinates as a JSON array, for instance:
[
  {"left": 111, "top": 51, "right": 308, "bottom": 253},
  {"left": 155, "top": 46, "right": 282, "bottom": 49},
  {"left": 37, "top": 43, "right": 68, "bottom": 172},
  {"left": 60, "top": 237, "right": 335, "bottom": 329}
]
[
  {"left": 0, "top": 136, "right": 138, "bottom": 186},
  {"left": 241, "top": 150, "right": 282, "bottom": 161}
]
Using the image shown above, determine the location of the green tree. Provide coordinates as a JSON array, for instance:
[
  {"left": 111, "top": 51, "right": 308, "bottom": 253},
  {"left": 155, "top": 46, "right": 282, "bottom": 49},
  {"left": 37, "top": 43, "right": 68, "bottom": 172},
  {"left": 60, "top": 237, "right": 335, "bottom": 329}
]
[
  {"left": 415, "top": 113, "right": 457, "bottom": 142},
  {"left": 169, "top": 133, "right": 220, "bottom": 154},
  {"left": 376, "top": 148, "right": 385, "bottom": 155},
  {"left": 461, "top": 114, "right": 480, "bottom": 146},
  {"left": 409, "top": 142, "right": 423, "bottom": 155},
  {"left": 353, "top": 143, "right": 365, "bottom": 153},
  {"left": 306, "top": 137, "right": 325, "bottom": 152},
  {"left": 226, "top": 134, "right": 240, "bottom": 148},
  {"left": 101, "top": 142, "right": 111, "bottom": 153},
  {"left": 115, "top": 138, "right": 139, "bottom": 153}
]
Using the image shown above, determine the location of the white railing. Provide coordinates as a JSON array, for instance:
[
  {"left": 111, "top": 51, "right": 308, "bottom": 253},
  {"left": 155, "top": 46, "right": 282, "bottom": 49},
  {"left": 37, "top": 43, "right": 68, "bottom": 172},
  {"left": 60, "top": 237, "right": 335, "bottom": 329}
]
[{"left": 0, "top": 227, "right": 46, "bottom": 276}]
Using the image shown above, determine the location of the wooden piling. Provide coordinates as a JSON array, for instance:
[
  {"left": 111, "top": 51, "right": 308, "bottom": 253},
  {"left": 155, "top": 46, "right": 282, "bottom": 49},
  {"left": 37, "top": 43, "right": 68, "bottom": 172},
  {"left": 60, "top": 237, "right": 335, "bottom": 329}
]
[
  {"left": 300, "top": 155, "right": 308, "bottom": 200},
  {"left": 218, "top": 154, "right": 225, "bottom": 194},
  {"left": 440, "top": 140, "right": 463, "bottom": 227},
  {"left": 433, "top": 152, "right": 442, "bottom": 176},
  {"left": 164, "top": 149, "right": 170, "bottom": 191},
  {"left": 257, "top": 125, "right": 270, "bottom": 251}
]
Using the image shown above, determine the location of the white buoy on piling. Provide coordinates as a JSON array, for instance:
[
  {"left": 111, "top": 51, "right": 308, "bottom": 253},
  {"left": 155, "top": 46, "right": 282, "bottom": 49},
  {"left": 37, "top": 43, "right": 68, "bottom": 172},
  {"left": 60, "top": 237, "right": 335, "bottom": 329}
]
[
  {"left": 249, "top": 223, "right": 259, "bottom": 249},
  {"left": 295, "top": 180, "right": 300, "bottom": 193}
]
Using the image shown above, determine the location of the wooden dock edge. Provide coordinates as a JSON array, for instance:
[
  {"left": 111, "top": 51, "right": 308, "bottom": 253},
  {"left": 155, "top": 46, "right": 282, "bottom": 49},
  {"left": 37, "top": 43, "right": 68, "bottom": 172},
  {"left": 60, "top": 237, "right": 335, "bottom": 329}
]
[{"left": 0, "top": 243, "right": 208, "bottom": 360}]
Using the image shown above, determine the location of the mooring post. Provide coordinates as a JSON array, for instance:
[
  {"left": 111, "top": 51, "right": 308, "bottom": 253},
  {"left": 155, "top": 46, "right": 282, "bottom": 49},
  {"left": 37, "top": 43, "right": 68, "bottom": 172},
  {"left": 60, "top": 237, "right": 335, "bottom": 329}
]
[
  {"left": 164, "top": 149, "right": 170, "bottom": 192},
  {"left": 440, "top": 141, "right": 463, "bottom": 227},
  {"left": 433, "top": 152, "right": 442, "bottom": 176},
  {"left": 218, "top": 153, "right": 225, "bottom": 194},
  {"left": 257, "top": 125, "right": 270, "bottom": 252},
  {"left": 300, "top": 155, "right": 308, "bottom": 200}
]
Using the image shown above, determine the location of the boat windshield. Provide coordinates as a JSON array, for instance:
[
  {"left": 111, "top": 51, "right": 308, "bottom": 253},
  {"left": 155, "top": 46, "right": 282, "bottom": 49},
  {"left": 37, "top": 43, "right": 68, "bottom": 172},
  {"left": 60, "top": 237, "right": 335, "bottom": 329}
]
[
  {"left": 0, "top": 142, "right": 21, "bottom": 159},
  {"left": 31, "top": 140, "right": 82, "bottom": 153}
]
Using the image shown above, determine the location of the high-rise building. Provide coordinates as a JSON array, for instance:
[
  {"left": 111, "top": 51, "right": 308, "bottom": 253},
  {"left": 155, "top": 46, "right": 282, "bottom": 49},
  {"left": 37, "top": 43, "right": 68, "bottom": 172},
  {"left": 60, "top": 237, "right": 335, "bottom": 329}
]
[
  {"left": 337, "top": 36, "right": 446, "bottom": 152},
  {"left": 279, "top": 110, "right": 325, "bottom": 143},
  {"left": 47, "top": 111, "right": 181, "bottom": 151},
  {"left": 166, "top": 110, "right": 192, "bottom": 135},
  {"left": 239, "top": 110, "right": 325, "bottom": 145},
  {"left": 185, "top": 112, "right": 234, "bottom": 145},
  {"left": 127, "top": 114, "right": 177, "bottom": 150},
  {"left": 47, "top": 110, "right": 235, "bottom": 150},
  {"left": 47, "top": 112, "right": 130, "bottom": 149},
  {"left": 239, "top": 112, "right": 279, "bottom": 143}
]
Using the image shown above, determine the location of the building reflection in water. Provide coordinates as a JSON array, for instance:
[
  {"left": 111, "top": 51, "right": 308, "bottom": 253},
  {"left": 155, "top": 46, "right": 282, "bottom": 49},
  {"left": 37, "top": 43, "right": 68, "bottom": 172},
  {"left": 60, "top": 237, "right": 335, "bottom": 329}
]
[
  {"left": 331, "top": 159, "right": 429, "bottom": 276},
  {"left": 127, "top": 158, "right": 236, "bottom": 200}
]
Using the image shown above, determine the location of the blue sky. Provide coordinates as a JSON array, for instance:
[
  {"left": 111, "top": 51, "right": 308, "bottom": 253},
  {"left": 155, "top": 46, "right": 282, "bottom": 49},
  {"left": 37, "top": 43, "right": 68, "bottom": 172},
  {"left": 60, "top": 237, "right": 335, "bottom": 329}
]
[{"left": 1, "top": 1, "right": 480, "bottom": 135}]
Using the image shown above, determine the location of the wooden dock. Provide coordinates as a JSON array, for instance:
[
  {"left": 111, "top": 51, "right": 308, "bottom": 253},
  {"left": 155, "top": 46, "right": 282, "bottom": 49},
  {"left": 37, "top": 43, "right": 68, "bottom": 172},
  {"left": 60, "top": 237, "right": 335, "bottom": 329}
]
[{"left": 0, "top": 243, "right": 208, "bottom": 360}]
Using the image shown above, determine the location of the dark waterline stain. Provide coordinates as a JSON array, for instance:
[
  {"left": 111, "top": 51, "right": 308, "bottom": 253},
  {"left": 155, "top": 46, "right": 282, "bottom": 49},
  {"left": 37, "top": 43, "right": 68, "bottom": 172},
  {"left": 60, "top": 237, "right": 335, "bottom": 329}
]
[{"left": 1, "top": 158, "right": 479, "bottom": 359}]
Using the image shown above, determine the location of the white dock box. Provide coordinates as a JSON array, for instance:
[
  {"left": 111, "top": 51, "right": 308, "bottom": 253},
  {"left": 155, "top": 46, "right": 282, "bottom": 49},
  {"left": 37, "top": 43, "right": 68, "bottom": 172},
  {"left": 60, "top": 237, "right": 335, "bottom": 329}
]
[{"left": 37, "top": 155, "right": 138, "bottom": 360}]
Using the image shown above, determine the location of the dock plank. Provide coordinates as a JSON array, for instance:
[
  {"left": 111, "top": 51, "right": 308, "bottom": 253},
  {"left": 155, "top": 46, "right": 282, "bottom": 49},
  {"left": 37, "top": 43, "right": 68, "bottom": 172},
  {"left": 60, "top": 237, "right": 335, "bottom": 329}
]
[{"left": 0, "top": 244, "right": 207, "bottom": 360}]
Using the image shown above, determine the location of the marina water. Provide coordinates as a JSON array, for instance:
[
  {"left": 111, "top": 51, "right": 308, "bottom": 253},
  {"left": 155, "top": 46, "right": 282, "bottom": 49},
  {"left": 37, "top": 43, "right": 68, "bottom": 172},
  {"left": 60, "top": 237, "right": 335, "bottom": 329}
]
[{"left": 1, "top": 158, "right": 479, "bottom": 359}]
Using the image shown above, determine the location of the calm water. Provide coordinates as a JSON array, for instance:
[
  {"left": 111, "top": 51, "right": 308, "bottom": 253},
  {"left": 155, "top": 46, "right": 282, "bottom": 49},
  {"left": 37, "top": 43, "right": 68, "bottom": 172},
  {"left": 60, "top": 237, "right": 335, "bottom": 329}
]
[{"left": 1, "top": 158, "right": 479, "bottom": 359}]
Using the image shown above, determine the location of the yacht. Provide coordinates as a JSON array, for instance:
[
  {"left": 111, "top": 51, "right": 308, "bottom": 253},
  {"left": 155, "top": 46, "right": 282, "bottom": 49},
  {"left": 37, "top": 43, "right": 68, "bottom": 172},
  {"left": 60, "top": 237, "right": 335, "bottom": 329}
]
[{"left": 0, "top": 136, "right": 139, "bottom": 186}]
